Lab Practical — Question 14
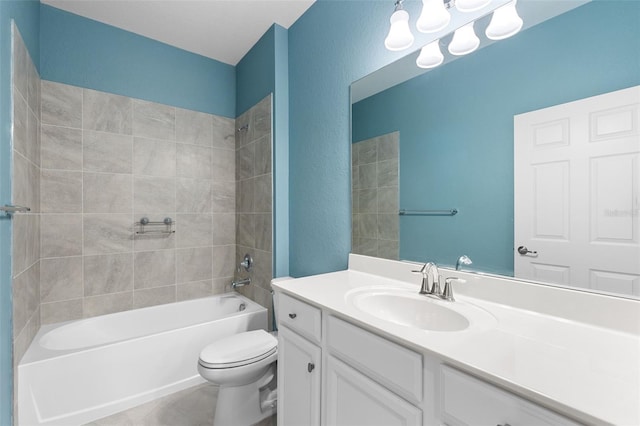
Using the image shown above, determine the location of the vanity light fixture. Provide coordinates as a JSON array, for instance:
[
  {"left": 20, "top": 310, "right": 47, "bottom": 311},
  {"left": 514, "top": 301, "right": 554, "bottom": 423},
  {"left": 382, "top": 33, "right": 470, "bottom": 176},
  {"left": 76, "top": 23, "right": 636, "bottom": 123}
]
[
  {"left": 384, "top": 0, "right": 415, "bottom": 51},
  {"left": 416, "top": 0, "right": 451, "bottom": 33},
  {"left": 485, "top": 0, "right": 523, "bottom": 40},
  {"left": 416, "top": 39, "right": 444, "bottom": 68},
  {"left": 385, "top": 0, "right": 523, "bottom": 67},
  {"left": 448, "top": 22, "right": 480, "bottom": 55},
  {"left": 455, "top": 0, "right": 491, "bottom": 12}
]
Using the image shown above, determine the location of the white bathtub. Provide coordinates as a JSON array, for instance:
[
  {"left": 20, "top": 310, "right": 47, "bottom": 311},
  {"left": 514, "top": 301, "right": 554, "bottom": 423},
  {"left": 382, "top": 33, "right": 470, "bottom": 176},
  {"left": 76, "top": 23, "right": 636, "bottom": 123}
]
[{"left": 18, "top": 293, "right": 267, "bottom": 426}]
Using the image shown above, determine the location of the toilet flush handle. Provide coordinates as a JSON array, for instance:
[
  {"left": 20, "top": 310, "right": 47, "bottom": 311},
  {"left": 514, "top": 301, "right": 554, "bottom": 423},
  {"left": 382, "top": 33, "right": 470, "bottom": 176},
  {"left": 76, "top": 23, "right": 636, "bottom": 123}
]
[
  {"left": 288, "top": 313, "right": 297, "bottom": 319},
  {"left": 307, "top": 363, "right": 315, "bottom": 373}
]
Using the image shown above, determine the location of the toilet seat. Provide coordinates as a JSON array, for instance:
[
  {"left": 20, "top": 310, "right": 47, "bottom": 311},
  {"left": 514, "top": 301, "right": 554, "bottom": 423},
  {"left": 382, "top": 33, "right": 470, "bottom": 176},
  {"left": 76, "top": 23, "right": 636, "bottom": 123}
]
[{"left": 199, "top": 329, "right": 277, "bottom": 369}]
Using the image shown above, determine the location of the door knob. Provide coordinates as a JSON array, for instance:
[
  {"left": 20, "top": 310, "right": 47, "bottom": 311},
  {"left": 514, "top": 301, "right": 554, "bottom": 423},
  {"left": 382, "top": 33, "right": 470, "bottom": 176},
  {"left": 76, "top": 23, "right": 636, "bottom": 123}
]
[{"left": 517, "top": 246, "right": 537, "bottom": 255}]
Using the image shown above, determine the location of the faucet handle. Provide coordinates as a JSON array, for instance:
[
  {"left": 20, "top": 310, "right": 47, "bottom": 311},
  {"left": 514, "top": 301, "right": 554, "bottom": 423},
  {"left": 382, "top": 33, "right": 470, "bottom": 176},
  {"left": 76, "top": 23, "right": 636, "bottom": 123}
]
[
  {"left": 442, "top": 277, "right": 465, "bottom": 301},
  {"left": 411, "top": 263, "right": 428, "bottom": 275},
  {"left": 412, "top": 263, "right": 433, "bottom": 294}
]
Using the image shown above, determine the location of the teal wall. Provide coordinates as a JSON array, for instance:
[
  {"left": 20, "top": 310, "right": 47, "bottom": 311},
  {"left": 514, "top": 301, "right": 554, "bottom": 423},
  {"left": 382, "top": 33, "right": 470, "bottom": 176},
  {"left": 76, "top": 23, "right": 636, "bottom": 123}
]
[
  {"left": 0, "top": 2, "right": 40, "bottom": 423},
  {"left": 40, "top": 4, "right": 236, "bottom": 117},
  {"left": 235, "top": 24, "right": 290, "bottom": 277},
  {"left": 288, "top": 0, "right": 412, "bottom": 277},
  {"left": 352, "top": 1, "right": 640, "bottom": 275},
  {"left": 273, "top": 26, "right": 290, "bottom": 278},
  {"left": 236, "top": 26, "right": 276, "bottom": 117}
]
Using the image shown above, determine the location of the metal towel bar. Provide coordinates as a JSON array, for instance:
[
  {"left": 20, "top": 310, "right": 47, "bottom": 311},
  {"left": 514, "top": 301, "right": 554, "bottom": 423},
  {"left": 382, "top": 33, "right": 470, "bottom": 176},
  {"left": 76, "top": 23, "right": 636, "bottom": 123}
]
[
  {"left": 1, "top": 205, "right": 31, "bottom": 214},
  {"left": 399, "top": 209, "right": 458, "bottom": 216}
]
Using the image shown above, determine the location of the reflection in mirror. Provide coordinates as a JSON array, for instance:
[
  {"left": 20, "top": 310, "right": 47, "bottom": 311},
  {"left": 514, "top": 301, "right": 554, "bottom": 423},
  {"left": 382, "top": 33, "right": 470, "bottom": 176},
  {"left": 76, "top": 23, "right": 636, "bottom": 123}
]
[
  {"left": 351, "top": 1, "right": 640, "bottom": 298},
  {"left": 352, "top": 132, "right": 400, "bottom": 260}
]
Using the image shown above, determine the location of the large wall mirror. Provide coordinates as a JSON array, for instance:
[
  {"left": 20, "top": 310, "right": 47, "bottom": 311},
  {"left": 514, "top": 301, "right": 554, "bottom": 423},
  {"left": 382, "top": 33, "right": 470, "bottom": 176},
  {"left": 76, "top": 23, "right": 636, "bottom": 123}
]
[{"left": 351, "top": 0, "right": 640, "bottom": 298}]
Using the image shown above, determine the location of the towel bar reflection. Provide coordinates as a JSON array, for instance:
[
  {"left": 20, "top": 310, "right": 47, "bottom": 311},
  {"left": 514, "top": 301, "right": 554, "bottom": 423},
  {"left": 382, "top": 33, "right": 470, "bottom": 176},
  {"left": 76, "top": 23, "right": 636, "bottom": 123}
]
[
  {"left": 1, "top": 205, "right": 31, "bottom": 215},
  {"left": 399, "top": 209, "right": 458, "bottom": 216},
  {"left": 135, "top": 217, "right": 175, "bottom": 235}
]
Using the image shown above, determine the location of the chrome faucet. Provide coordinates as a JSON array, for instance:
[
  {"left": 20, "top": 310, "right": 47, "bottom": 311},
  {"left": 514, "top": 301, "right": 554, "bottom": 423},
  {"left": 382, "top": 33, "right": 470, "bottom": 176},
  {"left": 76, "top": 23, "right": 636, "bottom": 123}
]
[
  {"left": 412, "top": 262, "right": 440, "bottom": 295},
  {"left": 413, "top": 261, "right": 464, "bottom": 302}
]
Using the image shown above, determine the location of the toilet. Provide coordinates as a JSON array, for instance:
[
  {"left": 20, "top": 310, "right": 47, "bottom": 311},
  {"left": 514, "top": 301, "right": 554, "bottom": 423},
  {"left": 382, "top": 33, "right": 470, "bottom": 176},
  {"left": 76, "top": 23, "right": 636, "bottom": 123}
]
[
  {"left": 198, "top": 329, "right": 278, "bottom": 426},
  {"left": 198, "top": 279, "right": 292, "bottom": 425}
]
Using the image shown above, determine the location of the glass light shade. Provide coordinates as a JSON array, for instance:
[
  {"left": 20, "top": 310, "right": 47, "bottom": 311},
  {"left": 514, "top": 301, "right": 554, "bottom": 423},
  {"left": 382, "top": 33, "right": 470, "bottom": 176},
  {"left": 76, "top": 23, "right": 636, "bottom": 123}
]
[
  {"left": 416, "top": 0, "right": 450, "bottom": 33},
  {"left": 448, "top": 22, "right": 480, "bottom": 56},
  {"left": 416, "top": 40, "right": 444, "bottom": 68},
  {"left": 455, "top": 0, "right": 491, "bottom": 12},
  {"left": 485, "top": 0, "right": 523, "bottom": 40},
  {"left": 385, "top": 9, "right": 415, "bottom": 51}
]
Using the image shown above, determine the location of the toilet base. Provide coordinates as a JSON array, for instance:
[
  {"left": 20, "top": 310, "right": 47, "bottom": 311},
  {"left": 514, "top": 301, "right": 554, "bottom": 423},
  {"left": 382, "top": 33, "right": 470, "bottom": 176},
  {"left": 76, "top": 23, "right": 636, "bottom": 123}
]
[{"left": 213, "top": 364, "right": 277, "bottom": 426}]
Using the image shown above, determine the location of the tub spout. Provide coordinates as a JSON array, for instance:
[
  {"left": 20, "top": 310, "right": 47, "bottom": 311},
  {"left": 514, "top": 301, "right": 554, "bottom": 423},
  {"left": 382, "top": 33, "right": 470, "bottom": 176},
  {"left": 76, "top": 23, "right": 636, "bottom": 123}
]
[{"left": 232, "top": 277, "right": 251, "bottom": 288}]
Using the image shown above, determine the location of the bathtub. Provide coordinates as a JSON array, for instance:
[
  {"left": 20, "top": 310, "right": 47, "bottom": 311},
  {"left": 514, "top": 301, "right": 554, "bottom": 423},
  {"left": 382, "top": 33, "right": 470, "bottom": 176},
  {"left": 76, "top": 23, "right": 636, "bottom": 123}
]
[{"left": 18, "top": 293, "right": 267, "bottom": 426}]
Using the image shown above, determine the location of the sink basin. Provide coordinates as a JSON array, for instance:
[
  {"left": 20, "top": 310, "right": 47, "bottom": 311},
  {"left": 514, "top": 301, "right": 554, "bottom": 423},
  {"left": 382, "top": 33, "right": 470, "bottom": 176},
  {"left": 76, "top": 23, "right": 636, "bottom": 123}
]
[
  {"left": 352, "top": 292, "right": 469, "bottom": 331},
  {"left": 346, "top": 287, "right": 496, "bottom": 332}
]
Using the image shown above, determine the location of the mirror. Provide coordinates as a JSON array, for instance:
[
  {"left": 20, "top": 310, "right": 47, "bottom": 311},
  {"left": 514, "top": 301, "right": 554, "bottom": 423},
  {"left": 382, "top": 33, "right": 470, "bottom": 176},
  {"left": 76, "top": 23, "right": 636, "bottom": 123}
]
[{"left": 351, "top": 0, "right": 640, "bottom": 298}]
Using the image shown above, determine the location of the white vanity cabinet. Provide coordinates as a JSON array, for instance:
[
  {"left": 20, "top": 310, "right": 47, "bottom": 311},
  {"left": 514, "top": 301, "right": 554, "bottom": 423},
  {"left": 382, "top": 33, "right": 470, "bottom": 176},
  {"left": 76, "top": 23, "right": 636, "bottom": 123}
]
[
  {"left": 276, "top": 291, "right": 582, "bottom": 426},
  {"left": 277, "top": 294, "right": 322, "bottom": 426},
  {"left": 325, "top": 315, "right": 425, "bottom": 426},
  {"left": 440, "top": 366, "right": 581, "bottom": 426}
]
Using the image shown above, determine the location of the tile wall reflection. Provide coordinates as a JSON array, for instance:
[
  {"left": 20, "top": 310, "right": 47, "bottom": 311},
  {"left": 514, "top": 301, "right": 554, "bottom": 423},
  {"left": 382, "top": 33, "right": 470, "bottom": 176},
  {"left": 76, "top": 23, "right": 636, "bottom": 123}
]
[
  {"left": 39, "top": 81, "right": 237, "bottom": 323},
  {"left": 352, "top": 131, "right": 399, "bottom": 260}
]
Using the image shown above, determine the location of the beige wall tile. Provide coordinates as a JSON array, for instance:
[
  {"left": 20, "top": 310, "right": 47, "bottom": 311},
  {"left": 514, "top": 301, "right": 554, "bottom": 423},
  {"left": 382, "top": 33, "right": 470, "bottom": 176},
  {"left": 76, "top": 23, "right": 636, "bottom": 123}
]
[
  {"left": 84, "top": 253, "right": 134, "bottom": 296},
  {"left": 41, "top": 299, "right": 83, "bottom": 325},
  {"left": 134, "top": 285, "right": 176, "bottom": 309},
  {"left": 41, "top": 170, "right": 82, "bottom": 213},
  {"left": 84, "top": 292, "right": 133, "bottom": 318},
  {"left": 41, "top": 80, "right": 82, "bottom": 128},
  {"left": 41, "top": 214, "right": 82, "bottom": 258},
  {"left": 41, "top": 125, "right": 82, "bottom": 170},
  {"left": 83, "top": 131, "right": 133, "bottom": 173},
  {"left": 83, "top": 89, "right": 132, "bottom": 134},
  {"left": 133, "top": 100, "right": 175, "bottom": 141},
  {"left": 134, "top": 250, "right": 176, "bottom": 289},
  {"left": 176, "top": 108, "right": 212, "bottom": 146},
  {"left": 40, "top": 256, "right": 82, "bottom": 303}
]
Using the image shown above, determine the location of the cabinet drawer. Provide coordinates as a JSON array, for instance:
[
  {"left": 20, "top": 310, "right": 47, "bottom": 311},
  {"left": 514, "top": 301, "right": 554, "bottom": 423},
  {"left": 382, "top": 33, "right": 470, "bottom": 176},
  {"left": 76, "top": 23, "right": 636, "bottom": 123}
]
[
  {"left": 326, "top": 315, "right": 423, "bottom": 404},
  {"left": 277, "top": 293, "right": 321, "bottom": 343},
  {"left": 441, "top": 366, "right": 580, "bottom": 426}
]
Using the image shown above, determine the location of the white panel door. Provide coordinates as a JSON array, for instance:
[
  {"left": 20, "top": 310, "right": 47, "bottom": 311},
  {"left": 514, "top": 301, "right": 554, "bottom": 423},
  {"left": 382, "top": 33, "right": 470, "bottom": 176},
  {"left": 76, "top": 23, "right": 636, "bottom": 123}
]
[{"left": 514, "top": 86, "right": 640, "bottom": 295}]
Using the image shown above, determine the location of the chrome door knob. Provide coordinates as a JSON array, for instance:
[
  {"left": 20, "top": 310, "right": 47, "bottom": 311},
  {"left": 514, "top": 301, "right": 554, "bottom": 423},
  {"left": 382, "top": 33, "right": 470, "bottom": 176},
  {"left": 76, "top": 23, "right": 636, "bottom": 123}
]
[{"left": 517, "top": 246, "right": 537, "bottom": 255}]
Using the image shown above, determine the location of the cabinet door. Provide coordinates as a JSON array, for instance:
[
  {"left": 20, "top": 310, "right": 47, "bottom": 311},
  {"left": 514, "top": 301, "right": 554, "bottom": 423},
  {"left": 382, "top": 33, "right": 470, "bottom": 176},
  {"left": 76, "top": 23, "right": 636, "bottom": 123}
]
[
  {"left": 441, "top": 366, "right": 580, "bottom": 426},
  {"left": 277, "top": 326, "right": 321, "bottom": 426},
  {"left": 325, "top": 355, "right": 422, "bottom": 426}
]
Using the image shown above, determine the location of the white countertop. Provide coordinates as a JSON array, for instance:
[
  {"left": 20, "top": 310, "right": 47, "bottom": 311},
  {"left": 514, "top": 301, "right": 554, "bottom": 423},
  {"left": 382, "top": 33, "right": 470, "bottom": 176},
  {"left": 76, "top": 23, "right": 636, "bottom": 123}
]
[{"left": 272, "top": 257, "right": 640, "bottom": 426}]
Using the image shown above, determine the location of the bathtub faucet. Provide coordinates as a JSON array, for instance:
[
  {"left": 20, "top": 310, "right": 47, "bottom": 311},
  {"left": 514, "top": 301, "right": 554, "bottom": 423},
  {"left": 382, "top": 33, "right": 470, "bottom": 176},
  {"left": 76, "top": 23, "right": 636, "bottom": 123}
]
[{"left": 232, "top": 277, "right": 251, "bottom": 289}]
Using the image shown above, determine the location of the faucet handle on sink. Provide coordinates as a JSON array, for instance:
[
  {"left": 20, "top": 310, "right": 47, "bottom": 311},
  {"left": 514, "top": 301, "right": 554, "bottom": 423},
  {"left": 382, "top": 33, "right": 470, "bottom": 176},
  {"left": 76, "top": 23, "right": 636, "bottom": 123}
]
[
  {"left": 442, "top": 277, "right": 465, "bottom": 302},
  {"left": 412, "top": 263, "right": 433, "bottom": 294}
]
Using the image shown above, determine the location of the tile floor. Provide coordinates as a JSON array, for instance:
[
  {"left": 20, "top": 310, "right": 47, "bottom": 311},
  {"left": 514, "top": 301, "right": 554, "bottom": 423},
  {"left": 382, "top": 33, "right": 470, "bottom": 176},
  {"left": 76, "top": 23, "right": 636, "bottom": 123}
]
[{"left": 85, "top": 383, "right": 275, "bottom": 426}]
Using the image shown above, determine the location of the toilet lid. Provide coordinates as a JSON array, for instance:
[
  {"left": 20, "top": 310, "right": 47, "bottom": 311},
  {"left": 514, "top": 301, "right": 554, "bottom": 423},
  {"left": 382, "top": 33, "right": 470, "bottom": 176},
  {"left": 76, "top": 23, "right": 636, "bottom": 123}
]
[{"left": 199, "top": 329, "right": 277, "bottom": 369}]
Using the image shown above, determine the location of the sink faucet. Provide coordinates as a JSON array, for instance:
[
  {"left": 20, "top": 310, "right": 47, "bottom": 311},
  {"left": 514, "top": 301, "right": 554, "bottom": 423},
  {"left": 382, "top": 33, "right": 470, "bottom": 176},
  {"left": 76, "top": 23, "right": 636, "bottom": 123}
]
[
  {"left": 412, "top": 262, "right": 440, "bottom": 295},
  {"left": 413, "top": 261, "right": 464, "bottom": 301}
]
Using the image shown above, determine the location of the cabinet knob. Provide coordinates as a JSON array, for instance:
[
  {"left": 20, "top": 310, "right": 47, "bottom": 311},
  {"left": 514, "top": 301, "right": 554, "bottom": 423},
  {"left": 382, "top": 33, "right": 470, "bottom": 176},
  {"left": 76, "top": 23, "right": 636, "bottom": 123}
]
[
  {"left": 288, "top": 313, "right": 297, "bottom": 319},
  {"left": 307, "top": 362, "right": 315, "bottom": 373}
]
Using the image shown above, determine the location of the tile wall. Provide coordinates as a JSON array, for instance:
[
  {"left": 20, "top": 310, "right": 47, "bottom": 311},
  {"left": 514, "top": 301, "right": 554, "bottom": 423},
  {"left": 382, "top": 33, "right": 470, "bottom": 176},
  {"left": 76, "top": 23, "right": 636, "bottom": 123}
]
[
  {"left": 11, "top": 23, "right": 41, "bottom": 423},
  {"left": 352, "top": 131, "right": 399, "bottom": 260},
  {"left": 38, "top": 81, "right": 238, "bottom": 323},
  {"left": 234, "top": 95, "right": 274, "bottom": 330}
]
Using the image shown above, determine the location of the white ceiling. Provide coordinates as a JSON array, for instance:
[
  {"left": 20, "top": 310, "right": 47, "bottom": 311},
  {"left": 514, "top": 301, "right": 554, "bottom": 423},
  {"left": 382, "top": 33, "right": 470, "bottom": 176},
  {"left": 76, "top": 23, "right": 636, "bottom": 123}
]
[{"left": 41, "top": 0, "right": 315, "bottom": 65}]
